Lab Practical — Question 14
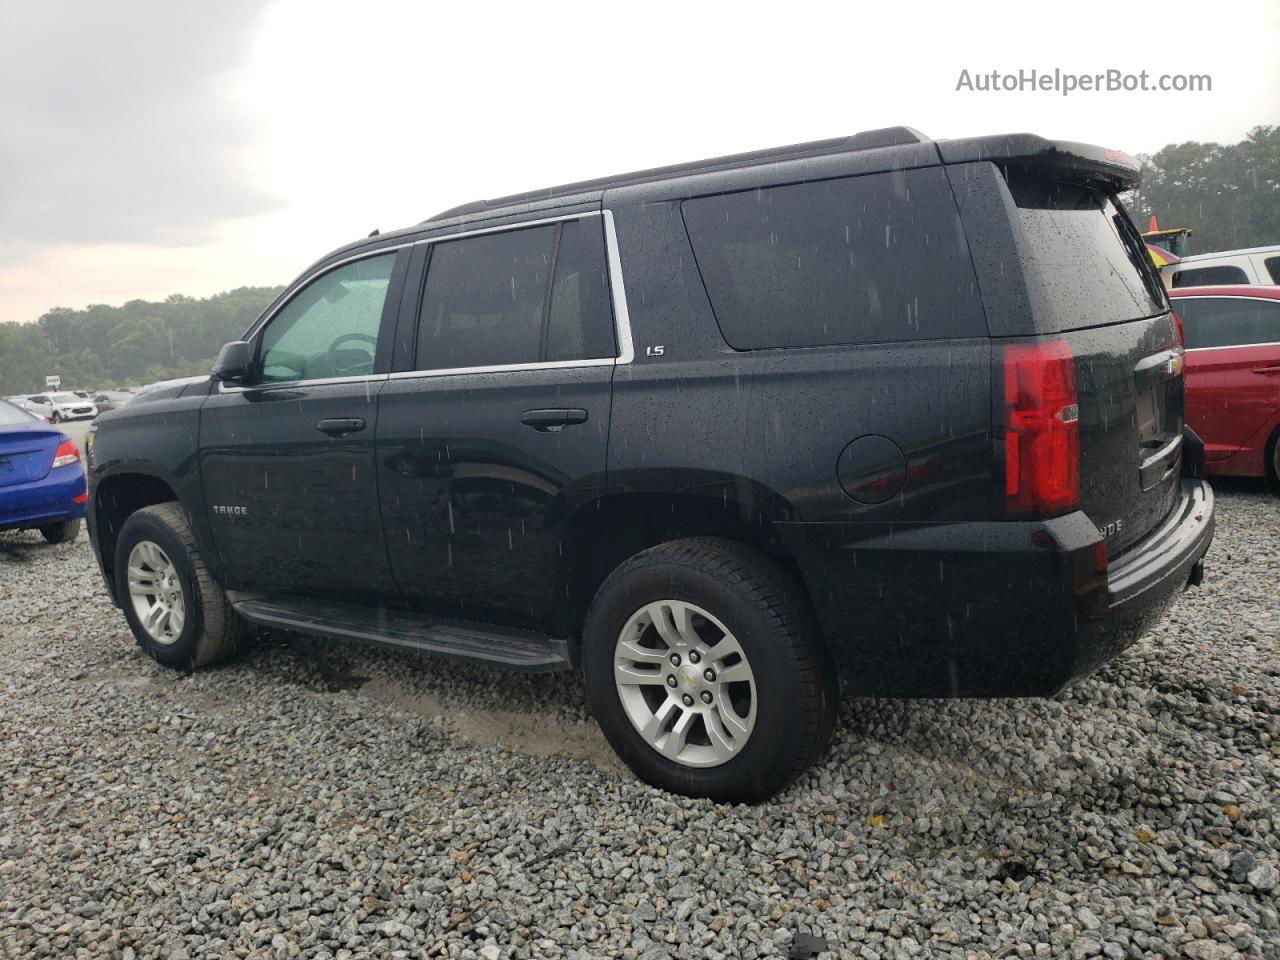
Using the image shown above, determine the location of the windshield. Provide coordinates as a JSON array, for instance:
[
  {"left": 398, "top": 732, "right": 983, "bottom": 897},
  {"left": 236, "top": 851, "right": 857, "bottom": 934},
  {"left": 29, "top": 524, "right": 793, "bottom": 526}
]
[
  {"left": 49, "top": 392, "right": 81, "bottom": 404},
  {"left": 0, "top": 399, "right": 35, "bottom": 426}
]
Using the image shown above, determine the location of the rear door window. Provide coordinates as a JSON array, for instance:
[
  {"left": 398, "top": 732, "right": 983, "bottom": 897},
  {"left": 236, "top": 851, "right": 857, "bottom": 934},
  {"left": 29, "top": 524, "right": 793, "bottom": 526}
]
[
  {"left": 1178, "top": 296, "right": 1280, "bottom": 348},
  {"left": 415, "top": 218, "right": 615, "bottom": 370},
  {"left": 1262, "top": 256, "right": 1280, "bottom": 284},
  {"left": 1171, "top": 264, "right": 1251, "bottom": 288},
  {"left": 681, "top": 168, "right": 985, "bottom": 349}
]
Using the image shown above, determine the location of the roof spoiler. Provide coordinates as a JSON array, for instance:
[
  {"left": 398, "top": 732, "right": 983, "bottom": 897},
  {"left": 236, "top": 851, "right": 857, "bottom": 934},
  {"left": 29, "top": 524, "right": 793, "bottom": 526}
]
[{"left": 935, "top": 133, "right": 1141, "bottom": 191}]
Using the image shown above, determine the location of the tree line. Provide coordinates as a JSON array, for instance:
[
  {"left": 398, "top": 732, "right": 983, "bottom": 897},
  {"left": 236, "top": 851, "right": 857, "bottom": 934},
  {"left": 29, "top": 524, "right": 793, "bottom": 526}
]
[
  {"left": 1, "top": 126, "right": 1276, "bottom": 397},
  {"left": 0, "top": 287, "right": 281, "bottom": 395},
  {"left": 1124, "top": 124, "right": 1279, "bottom": 253}
]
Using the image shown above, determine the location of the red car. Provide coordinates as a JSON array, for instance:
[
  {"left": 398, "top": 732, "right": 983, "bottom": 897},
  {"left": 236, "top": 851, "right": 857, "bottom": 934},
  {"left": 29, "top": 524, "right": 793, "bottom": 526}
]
[{"left": 1170, "top": 285, "right": 1280, "bottom": 481}]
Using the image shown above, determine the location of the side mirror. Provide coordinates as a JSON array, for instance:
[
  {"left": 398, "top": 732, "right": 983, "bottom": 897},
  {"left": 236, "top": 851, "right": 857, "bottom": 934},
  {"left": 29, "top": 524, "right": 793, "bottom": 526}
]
[{"left": 212, "top": 341, "right": 254, "bottom": 382}]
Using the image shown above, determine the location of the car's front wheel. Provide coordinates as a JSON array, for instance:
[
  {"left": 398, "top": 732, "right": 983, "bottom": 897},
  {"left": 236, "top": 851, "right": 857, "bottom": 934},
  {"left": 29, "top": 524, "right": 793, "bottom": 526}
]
[
  {"left": 582, "top": 538, "right": 838, "bottom": 802},
  {"left": 114, "top": 502, "right": 243, "bottom": 668}
]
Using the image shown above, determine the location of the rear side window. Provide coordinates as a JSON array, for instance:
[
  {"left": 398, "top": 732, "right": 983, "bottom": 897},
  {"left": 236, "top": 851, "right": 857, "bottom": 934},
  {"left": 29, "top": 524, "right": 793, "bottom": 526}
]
[
  {"left": 1171, "top": 265, "right": 1251, "bottom": 288},
  {"left": 415, "top": 217, "right": 615, "bottom": 371},
  {"left": 0, "top": 400, "right": 33, "bottom": 426},
  {"left": 1266, "top": 256, "right": 1280, "bottom": 284},
  {"left": 681, "top": 168, "right": 985, "bottom": 349},
  {"left": 1002, "top": 167, "right": 1166, "bottom": 326},
  {"left": 1178, "top": 297, "right": 1280, "bottom": 348}
]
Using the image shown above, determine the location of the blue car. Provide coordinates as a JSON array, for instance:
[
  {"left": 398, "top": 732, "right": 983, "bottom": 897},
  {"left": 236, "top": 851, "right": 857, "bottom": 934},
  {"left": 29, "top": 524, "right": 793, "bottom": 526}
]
[{"left": 0, "top": 398, "right": 86, "bottom": 543}]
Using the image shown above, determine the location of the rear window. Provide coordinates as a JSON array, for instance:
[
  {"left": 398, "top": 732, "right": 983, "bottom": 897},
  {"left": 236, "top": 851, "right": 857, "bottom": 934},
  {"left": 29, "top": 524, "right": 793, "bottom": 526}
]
[
  {"left": 1001, "top": 167, "right": 1166, "bottom": 328},
  {"left": 0, "top": 400, "right": 34, "bottom": 426},
  {"left": 1171, "top": 264, "right": 1250, "bottom": 288},
  {"left": 681, "top": 168, "right": 985, "bottom": 350}
]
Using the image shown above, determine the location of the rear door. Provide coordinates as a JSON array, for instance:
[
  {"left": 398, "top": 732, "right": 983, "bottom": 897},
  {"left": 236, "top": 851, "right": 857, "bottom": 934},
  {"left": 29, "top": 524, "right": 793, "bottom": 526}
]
[
  {"left": 199, "top": 248, "right": 409, "bottom": 603},
  {"left": 377, "top": 214, "right": 619, "bottom": 630},
  {"left": 1179, "top": 294, "right": 1280, "bottom": 458}
]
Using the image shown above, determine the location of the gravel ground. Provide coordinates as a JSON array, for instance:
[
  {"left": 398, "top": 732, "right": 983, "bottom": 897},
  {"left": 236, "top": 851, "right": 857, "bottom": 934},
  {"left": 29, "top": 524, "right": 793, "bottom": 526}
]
[{"left": 1, "top": 483, "right": 1277, "bottom": 960}]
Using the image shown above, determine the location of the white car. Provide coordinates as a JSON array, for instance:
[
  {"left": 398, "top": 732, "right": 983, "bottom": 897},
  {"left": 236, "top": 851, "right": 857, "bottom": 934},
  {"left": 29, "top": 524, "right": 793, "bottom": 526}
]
[
  {"left": 1163, "top": 244, "right": 1280, "bottom": 289},
  {"left": 24, "top": 392, "right": 98, "bottom": 423}
]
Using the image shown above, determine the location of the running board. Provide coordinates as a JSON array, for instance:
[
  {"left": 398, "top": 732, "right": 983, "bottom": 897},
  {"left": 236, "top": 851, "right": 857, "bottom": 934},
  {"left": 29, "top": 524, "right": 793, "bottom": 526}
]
[{"left": 229, "top": 594, "right": 572, "bottom": 673}]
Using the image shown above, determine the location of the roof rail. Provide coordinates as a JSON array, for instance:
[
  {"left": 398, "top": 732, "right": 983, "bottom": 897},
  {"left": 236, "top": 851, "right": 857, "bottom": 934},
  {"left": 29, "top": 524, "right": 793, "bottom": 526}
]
[{"left": 424, "top": 126, "right": 929, "bottom": 223}]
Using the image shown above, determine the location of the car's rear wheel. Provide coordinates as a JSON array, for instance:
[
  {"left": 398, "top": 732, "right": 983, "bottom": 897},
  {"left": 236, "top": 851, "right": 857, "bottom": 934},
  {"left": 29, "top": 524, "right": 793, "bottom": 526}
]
[
  {"left": 114, "top": 502, "right": 243, "bottom": 668},
  {"left": 39, "top": 519, "right": 81, "bottom": 544},
  {"left": 581, "top": 537, "right": 838, "bottom": 802}
]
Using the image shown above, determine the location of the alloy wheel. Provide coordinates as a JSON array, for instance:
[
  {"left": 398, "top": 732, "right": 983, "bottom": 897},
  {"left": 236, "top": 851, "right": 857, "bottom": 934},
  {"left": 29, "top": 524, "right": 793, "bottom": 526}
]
[
  {"left": 613, "top": 600, "right": 757, "bottom": 768},
  {"left": 126, "top": 540, "right": 186, "bottom": 645}
]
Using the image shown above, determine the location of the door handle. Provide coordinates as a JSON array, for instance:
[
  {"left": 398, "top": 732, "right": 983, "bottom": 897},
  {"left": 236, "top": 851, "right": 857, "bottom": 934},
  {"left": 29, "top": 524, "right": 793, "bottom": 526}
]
[
  {"left": 1250, "top": 365, "right": 1280, "bottom": 377},
  {"left": 316, "top": 417, "right": 366, "bottom": 436},
  {"left": 520, "top": 408, "right": 588, "bottom": 432}
]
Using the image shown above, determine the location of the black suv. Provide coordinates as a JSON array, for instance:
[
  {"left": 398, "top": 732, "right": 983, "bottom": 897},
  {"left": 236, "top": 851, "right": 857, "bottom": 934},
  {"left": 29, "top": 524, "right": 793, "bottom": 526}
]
[{"left": 87, "top": 128, "right": 1214, "bottom": 801}]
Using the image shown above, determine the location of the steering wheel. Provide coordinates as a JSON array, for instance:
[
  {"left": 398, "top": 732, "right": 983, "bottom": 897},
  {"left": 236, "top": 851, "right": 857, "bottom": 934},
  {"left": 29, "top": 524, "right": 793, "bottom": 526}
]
[{"left": 326, "top": 332, "right": 378, "bottom": 375}]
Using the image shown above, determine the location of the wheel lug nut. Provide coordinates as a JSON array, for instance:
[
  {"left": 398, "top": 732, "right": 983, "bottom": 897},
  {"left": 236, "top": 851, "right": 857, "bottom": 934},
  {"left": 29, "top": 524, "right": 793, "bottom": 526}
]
[
  {"left": 681, "top": 694, "right": 694, "bottom": 707},
  {"left": 688, "top": 650, "right": 701, "bottom": 664},
  {"left": 700, "top": 691, "right": 713, "bottom": 704},
  {"left": 669, "top": 653, "right": 681, "bottom": 667},
  {"left": 704, "top": 669, "right": 716, "bottom": 682},
  {"left": 666, "top": 675, "right": 677, "bottom": 688}
]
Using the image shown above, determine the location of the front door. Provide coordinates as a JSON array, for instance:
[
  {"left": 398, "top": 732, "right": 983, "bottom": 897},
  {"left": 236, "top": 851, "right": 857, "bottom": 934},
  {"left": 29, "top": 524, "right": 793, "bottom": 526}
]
[
  {"left": 377, "top": 214, "right": 619, "bottom": 630},
  {"left": 200, "top": 249, "right": 408, "bottom": 603}
]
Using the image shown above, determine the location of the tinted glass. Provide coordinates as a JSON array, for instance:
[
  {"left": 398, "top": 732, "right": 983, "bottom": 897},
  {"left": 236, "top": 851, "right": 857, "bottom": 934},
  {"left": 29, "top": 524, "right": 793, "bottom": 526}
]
[
  {"left": 1178, "top": 297, "right": 1280, "bottom": 348},
  {"left": 259, "top": 253, "right": 396, "bottom": 383},
  {"left": 417, "top": 226, "right": 555, "bottom": 370},
  {"left": 0, "top": 399, "right": 34, "bottom": 426},
  {"left": 546, "top": 218, "right": 616, "bottom": 362},
  {"left": 1264, "top": 256, "right": 1280, "bottom": 284},
  {"left": 1171, "top": 265, "right": 1250, "bottom": 288},
  {"left": 1003, "top": 168, "right": 1166, "bottom": 326},
  {"left": 415, "top": 219, "right": 616, "bottom": 370},
  {"left": 682, "top": 169, "right": 984, "bottom": 349}
]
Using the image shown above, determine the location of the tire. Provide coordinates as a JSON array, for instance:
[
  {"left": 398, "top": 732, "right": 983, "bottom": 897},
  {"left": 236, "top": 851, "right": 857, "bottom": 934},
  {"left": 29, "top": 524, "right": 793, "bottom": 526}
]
[
  {"left": 114, "top": 502, "right": 242, "bottom": 669},
  {"left": 50, "top": 412, "right": 61, "bottom": 423},
  {"left": 1267, "top": 429, "right": 1280, "bottom": 492},
  {"left": 581, "top": 537, "right": 838, "bottom": 802},
  {"left": 39, "top": 519, "right": 81, "bottom": 544}
]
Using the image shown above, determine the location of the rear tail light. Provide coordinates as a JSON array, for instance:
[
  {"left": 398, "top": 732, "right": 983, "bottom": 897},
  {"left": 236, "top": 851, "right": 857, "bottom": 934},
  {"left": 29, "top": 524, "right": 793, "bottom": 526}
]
[
  {"left": 1001, "top": 339, "right": 1079, "bottom": 518},
  {"left": 1170, "top": 310, "right": 1185, "bottom": 349},
  {"left": 51, "top": 439, "right": 80, "bottom": 469}
]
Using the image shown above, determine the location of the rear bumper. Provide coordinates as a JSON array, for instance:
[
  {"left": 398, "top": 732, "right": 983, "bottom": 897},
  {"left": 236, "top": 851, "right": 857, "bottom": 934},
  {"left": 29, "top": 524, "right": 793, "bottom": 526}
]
[
  {"left": 778, "top": 478, "right": 1215, "bottom": 698},
  {"left": 0, "top": 468, "right": 87, "bottom": 533}
]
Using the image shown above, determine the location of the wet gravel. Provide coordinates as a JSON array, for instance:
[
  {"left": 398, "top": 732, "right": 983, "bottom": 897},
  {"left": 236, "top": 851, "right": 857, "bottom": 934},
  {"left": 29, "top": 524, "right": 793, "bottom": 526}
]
[{"left": 1, "top": 482, "right": 1278, "bottom": 960}]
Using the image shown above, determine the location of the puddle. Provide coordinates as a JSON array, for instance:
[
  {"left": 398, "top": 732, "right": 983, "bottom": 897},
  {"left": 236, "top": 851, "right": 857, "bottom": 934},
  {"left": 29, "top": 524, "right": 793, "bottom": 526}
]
[{"left": 359, "top": 676, "right": 624, "bottom": 775}]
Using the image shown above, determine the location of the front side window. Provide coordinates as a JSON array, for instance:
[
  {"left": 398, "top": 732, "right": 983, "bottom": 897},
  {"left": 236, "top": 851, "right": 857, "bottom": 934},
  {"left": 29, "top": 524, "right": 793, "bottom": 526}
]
[
  {"left": 1178, "top": 297, "right": 1280, "bottom": 348},
  {"left": 414, "top": 218, "right": 615, "bottom": 371},
  {"left": 258, "top": 253, "right": 397, "bottom": 383},
  {"left": 1171, "top": 264, "right": 1250, "bottom": 288}
]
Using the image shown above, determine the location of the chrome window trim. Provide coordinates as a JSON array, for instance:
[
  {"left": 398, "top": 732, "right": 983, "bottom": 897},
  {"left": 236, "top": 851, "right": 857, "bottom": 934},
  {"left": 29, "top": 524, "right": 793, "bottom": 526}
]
[
  {"left": 1185, "top": 341, "right": 1280, "bottom": 353},
  {"left": 229, "top": 210, "right": 634, "bottom": 392},
  {"left": 218, "top": 373, "right": 389, "bottom": 394},
  {"left": 242, "top": 243, "right": 413, "bottom": 343},
  {"left": 1175, "top": 294, "right": 1280, "bottom": 352}
]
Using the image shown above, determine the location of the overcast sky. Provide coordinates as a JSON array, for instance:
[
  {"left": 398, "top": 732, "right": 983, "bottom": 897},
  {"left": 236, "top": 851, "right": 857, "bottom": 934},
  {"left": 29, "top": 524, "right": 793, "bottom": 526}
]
[{"left": 2, "top": 0, "right": 1278, "bottom": 324}]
